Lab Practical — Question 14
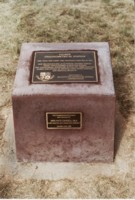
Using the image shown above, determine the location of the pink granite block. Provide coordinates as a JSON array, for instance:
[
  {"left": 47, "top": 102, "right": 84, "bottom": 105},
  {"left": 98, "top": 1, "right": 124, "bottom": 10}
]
[{"left": 12, "top": 43, "right": 115, "bottom": 162}]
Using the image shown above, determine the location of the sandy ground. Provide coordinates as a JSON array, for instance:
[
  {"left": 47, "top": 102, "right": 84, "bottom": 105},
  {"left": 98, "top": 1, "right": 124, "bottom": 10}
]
[{"left": 0, "top": 0, "right": 135, "bottom": 198}]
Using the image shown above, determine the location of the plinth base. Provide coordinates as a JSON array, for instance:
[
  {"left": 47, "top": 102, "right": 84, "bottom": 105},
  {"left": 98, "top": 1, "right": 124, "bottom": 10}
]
[{"left": 12, "top": 43, "right": 115, "bottom": 162}]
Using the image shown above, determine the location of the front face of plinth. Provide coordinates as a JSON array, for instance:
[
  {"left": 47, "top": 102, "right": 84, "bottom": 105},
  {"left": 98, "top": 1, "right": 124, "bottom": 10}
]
[
  {"left": 12, "top": 43, "right": 115, "bottom": 162},
  {"left": 13, "top": 95, "right": 115, "bottom": 162}
]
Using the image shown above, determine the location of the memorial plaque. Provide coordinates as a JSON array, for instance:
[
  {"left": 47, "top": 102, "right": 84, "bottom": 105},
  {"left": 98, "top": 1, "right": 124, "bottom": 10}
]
[
  {"left": 46, "top": 112, "right": 82, "bottom": 129},
  {"left": 31, "top": 50, "right": 99, "bottom": 83}
]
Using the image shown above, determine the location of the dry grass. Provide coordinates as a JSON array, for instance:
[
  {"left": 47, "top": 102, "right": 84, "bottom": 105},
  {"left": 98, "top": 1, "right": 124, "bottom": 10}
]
[
  {"left": 0, "top": 0, "right": 134, "bottom": 198},
  {"left": 0, "top": 175, "right": 135, "bottom": 198}
]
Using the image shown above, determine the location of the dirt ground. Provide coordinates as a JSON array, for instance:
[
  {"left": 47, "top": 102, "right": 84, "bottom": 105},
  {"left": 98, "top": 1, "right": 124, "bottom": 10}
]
[{"left": 0, "top": 0, "right": 135, "bottom": 198}]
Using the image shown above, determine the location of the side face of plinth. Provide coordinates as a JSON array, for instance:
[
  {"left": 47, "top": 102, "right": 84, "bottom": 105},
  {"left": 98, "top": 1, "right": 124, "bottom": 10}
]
[{"left": 12, "top": 43, "right": 115, "bottom": 162}]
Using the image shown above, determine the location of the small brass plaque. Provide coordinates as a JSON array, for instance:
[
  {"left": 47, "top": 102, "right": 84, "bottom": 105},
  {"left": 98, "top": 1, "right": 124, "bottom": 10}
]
[
  {"left": 46, "top": 112, "right": 82, "bottom": 129},
  {"left": 31, "top": 50, "right": 99, "bottom": 83}
]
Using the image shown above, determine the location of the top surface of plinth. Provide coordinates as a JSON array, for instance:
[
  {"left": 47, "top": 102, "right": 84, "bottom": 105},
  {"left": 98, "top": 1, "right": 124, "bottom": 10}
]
[{"left": 12, "top": 42, "right": 115, "bottom": 96}]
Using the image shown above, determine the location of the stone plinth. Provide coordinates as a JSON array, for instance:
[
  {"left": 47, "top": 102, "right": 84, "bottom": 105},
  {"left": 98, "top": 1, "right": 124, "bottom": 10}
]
[{"left": 12, "top": 43, "right": 115, "bottom": 162}]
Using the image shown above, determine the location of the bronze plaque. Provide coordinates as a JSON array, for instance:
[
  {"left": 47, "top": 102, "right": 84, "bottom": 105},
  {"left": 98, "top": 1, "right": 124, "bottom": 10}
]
[
  {"left": 31, "top": 50, "right": 99, "bottom": 83},
  {"left": 46, "top": 112, "right": 82, "bottom": 129}
]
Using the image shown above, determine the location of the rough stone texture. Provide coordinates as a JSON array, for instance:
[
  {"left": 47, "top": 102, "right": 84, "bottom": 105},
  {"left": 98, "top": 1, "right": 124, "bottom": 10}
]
[{"left": 12, "top": 43, "right": 115, "bottom": 162}]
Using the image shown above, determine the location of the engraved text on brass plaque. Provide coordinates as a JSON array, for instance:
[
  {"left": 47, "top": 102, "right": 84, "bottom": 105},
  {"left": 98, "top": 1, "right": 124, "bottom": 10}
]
[
  {"left": 31, "top": 50, "right": 99, "bottom": 83},
  {"left": 46, "top": 112, "right": 82, "bottom": 129}
]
